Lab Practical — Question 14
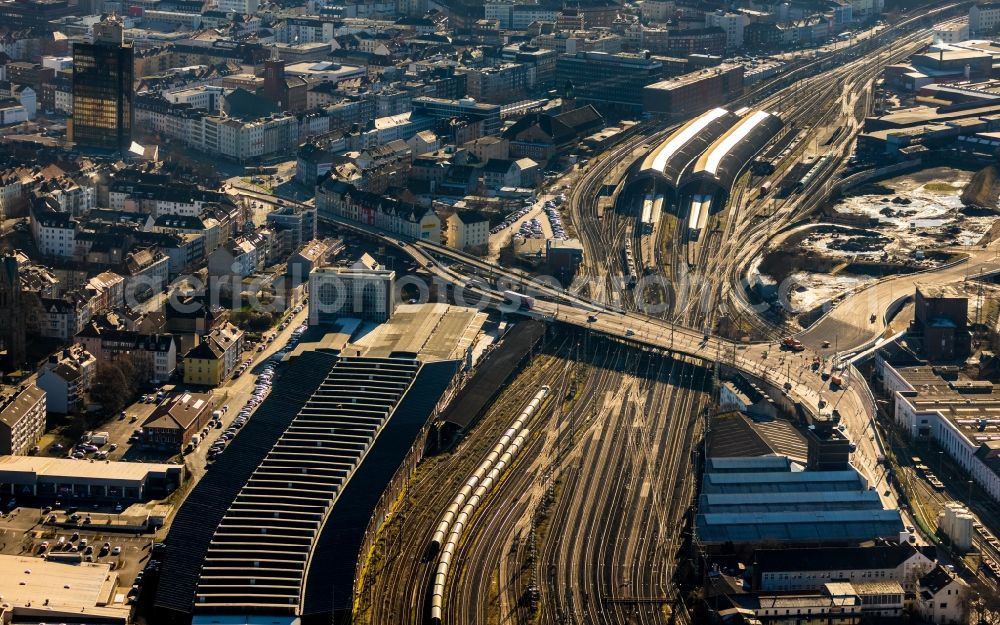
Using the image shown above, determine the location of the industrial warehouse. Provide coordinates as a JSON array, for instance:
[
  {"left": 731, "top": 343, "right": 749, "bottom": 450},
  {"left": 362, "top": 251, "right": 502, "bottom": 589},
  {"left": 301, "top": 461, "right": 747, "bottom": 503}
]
[{"left": 695, "top": 443, "right": 904, "bottom": 553}]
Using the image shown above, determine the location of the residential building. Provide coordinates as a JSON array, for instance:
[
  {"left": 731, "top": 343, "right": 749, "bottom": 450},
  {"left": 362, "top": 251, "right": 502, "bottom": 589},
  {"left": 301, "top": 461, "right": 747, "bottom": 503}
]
[
  {"left": 481, "top": 157, "right": 539, "bottom": 189},
  {"left": 183, "top": 323, "right": 243, "bottom": 386},
  {"left": 207, "top": 238, "right": 261, "bottom": 278},
  {"left": 75, "top": 325, "right": 177, "bottom": 384},
  {"left": 309, "top": 265, "right": 396, "bottom": 324},
  {"left": 705, "top": 11, "right": 749, "bottom": 50},
  {"left": 316, "top": 180, "right": 442, "bottom": 242},
  {"left": 36, "top": 345, "right": 96, "bottom": 414},
  {"left": 446, "top": 210, "right": 490, "bottom": 254},
  {"left": 217, "top": 0, "right": 258, "bottom": 14},
  {"left": 34, "top": 295, "right": 92, "bottom": 340},
  {"left": 850, "top": 0, "right": 884, "bottom": 22},
  {"left": 30, "top": 207, "right": 77, "bottom": 259},
  {"left": 121, "top": 248, "right": 169, "bottom": 303},
  {"left": 165, "top": 296, "right": 225, "bottom": 339},
  {"left": 0, "top": 383, "right": 46, "bottom": 455},
  {"left": 266, "top": 205, "right": 317, "bottom": 253},
  {"left": 916, "top": 565, "right": 969, "bottom": 625},
  {"left": 142, "top": 391, "right": 215, "bottom": 451},
  {"left": 70, "top": 16, "right": 134, "bottom": 153},
  {"left": 970, "top": 2, "right": 1000, "bottom": 36}
]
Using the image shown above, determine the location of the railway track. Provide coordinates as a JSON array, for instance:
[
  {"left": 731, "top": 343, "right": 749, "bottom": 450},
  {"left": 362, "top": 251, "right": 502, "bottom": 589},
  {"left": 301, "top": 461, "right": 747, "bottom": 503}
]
[{"left": 353, "top": 340, "right": 570, "bottom": 625}]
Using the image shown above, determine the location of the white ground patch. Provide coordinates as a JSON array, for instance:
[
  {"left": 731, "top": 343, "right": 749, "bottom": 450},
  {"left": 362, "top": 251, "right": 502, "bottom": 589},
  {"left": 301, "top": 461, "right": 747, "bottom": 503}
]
[{"left": 782, "top": 271, "right": 875, "bottom": 314}]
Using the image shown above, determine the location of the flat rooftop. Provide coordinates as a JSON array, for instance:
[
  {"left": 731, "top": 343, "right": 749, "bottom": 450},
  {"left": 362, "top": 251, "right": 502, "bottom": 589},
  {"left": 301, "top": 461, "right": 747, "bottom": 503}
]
[
  {"left": 0, "top": 555, "right": 129, "bottom": 622},
  {"left": 890, "top": 365, "right": 1000, "bottom": 434},
  {"left": 0, "top": 455, "right": 177, "bottom": 483},
  {"left": 870, "top": 102, "right": 1000, "bottom": 128},
  {"left": 644, "top": 63, "right": 742, "bottom": 92},
  {"left": 354, "top": 303, "right": 487, "bottom": 361}
]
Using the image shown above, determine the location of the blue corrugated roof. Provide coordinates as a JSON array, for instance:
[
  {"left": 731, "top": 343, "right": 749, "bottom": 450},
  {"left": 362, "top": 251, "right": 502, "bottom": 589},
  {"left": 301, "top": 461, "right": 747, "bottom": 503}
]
[
  {"left": 696, "top": 509, "right": 903, "bottom": 544},
  {"left": 706, "top": 456, "right": 791, "bottom": 473},
  {"left": 698, "top": 490, "right": 883, "bottom": 514},
  {"left": 702, "top": 469, "right": 865, "bottom": 494}
]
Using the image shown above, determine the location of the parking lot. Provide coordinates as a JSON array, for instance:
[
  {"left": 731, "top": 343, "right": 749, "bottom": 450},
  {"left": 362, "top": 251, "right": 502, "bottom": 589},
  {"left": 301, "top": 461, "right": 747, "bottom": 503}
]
[{"left": 0, "top": 502, "right": 166, "bottom": 594}]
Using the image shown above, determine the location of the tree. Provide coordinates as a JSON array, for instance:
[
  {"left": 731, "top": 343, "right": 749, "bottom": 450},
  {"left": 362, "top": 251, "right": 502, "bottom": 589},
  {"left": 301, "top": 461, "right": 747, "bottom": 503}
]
[{"left": 90, "top": 361, "right": 139, "bottom": 416}]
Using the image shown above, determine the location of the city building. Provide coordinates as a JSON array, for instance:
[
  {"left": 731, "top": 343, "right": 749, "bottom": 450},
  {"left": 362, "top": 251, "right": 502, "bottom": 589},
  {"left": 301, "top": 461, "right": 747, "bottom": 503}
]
[
  {"left": 0, "top": 383, "right": 45, "bottom": 455},
  {"left": 461, "top": 63, "right": 531, "bottom": 104},
  {"left": 502, "top": 105, "right": 605, "bottom": 162},
  {"left": 705, "top": 11, "right": 749, "bottom": 50},
  {"left": 881, "top": 362, "right": 1000, "bottom": 503},
  {"left": 70, "top": 16, "right": 134, "bottom": 153},
  {"left": 481, "top": 157, "right": 539, "bottom": 189},
  {"left": 446, "top": 210, "right": 490, "bottom": 254},
  {"left": 970, "top": 2, "right": 1000, "bottom": 36},
  {"left": 183, "top": 324, "right": 244, "bottom": 386},
  {"left": 750, "top": 544, "right": 934, "bottom": 592},
  {"left": 35, "top": 345, "right": 97, "bottom": 414},
  {"left": 500, "top": 44, "right": 558, "bottom": 90},
  {"left": 316, "top": 180, "right": 442, "bottom": 242},
  {"left": 546, "top": 238, "right": 584, "bottom": 277},
  {"left": 719, "top": 374, "right": 778, "bottom": 420},
  {"left": 30, "top": 206, "right": 77, "bottom": 259},
  {"left": 266, "top": 205, "right": 318, "bottom": 253},
  {"left": 411, "top": 97, "right": 503, "bottom": 137},
  {"left": 642, "top": 64, "right": 744, "bottom": 120},
  {"left": 207, "top": 238, "right": 262, "bottom": 278},
  {"left": 912, "top": 286, "right": 971, "bottom": 362},
  {"left": 555, "top": 51, "right": 664, "bottom": 112},
  {"left": 142, "top": 391, "right": 215, "bottom": 451},
  {"left": 75, "top": 325, "right": 177, "bottom": 384},
  {"left": 805, "top": 421, "right": 853, "bottom": 471},
  {"left": 724, "top": 581, "right": 875, "bottom": 625},
  {"left": 0, "top": 555, "right": 129, "bottom": 624},
  {"left": 934, "top": 22, "right": 970, "bottom": 43},
  {"left": 309, "top": 264, "right": 396, "bottom": 324},
  {"left": 916, "top": 565, "right": 970, "bottom": 625},
  {"left": 217, "top": 0, "right": 259, "bottom": 14}
]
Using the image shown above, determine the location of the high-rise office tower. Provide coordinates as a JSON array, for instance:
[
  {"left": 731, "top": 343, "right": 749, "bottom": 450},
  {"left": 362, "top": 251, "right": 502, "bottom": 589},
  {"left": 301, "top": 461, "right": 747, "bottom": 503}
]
[{"left": 70, "top": 15, "right": 134, "bottom": 153}]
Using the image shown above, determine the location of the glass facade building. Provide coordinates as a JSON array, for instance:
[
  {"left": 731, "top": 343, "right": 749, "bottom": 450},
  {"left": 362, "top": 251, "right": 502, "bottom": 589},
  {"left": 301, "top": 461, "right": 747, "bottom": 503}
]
[
  {"left": 555, "top": 51, "right": 664, "bottom": 113},
  {"left": 71, "top": 19, "right": 133, "bottom": 153}
]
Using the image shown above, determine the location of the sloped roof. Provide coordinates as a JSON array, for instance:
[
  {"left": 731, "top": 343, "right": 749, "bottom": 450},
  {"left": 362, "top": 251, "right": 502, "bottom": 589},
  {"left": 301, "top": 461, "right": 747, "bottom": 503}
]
[{"left": 752, "top": 544, "right": 928, "bottom": 573}]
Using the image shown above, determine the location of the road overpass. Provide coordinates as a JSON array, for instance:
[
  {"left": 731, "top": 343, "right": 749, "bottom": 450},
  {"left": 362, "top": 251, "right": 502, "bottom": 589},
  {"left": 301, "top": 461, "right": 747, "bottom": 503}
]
[{"left": 245, "top": 197, "right": 877, "bottom": 440}]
